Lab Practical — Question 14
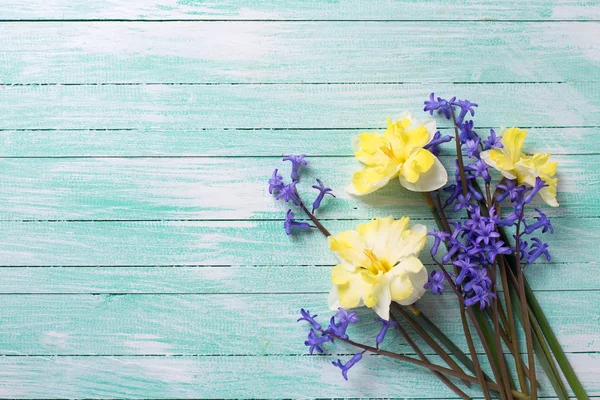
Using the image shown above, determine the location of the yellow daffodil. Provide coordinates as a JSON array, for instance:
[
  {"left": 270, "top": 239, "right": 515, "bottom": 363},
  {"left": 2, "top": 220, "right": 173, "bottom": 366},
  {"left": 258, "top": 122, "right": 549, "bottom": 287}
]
[
  {"left": 347, "top": 111, "right": 448, "bottom": 195},
  {"left": 480, "top": 128, "right": 558, "bottom": 207},
  {"left": 327, "top": 217, "right": 428, "bottom": 320}
]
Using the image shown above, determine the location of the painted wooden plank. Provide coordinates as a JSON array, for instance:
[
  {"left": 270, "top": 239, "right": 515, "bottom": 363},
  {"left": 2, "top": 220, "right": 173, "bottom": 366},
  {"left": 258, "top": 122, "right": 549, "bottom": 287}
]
[
  {"left": 0, "top": 354, "right": 597, "bottom": 398},
  {"left": 1, "top": 127, "right": 599, "bottom": 157},
  {"left": 0, "top": 83, "right": 599, "bottom": 130},
  {"left": 0, "top": 0, "right": 598, "bottom": 21},
  {"left": 0, "top": 292, "right": 597, "bottom": 356},
  {"left": 2, "top": 22, "right": 599, "bottom": 84},
  {"left": 0, "top": 262, "right": 596, "bottom": 293},
  {"left": 0, "top": 155, "right": 593, "bottom": 221},
  {"left": 0, "top": 218, "right": 598, "bottom": 267}
]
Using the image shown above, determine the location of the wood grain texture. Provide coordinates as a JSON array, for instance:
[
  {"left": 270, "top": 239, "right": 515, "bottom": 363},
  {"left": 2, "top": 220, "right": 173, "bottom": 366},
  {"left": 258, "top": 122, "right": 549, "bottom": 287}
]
[
  {"left": 1, "top": 22, "right": 599, "bottom": 84},
  {"left": 1, "top": 218, "right": 599, "bottom": 267},
  {"left": 0, "top": 292, "right": 597, "bottom": 356},
  {"left": 1, "top": 127, "right": 599, "bottom": 157},
  {"left": 0, "top": 354, "right": 598, "bottom": 399},
  {"left": 1, "top": 83, "right": 599, "bottom": 130},
  {"left": 1, "top": 0, "right": 598, "bottom": 21},
  {"left": 1, "top": 263, "right": 598, "bottom": 293},
  {"left": 2, "top": 0, "right": 600, "bottom": 397},
  {"left": 0, "top": 155, "right": 594, "bottom": 221}
]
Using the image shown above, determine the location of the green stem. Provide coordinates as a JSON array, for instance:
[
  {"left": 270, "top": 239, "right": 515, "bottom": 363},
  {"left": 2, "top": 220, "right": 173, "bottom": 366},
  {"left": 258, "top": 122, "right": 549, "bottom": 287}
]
[
  {"left": 298, "top": 202, "right": 331, "bottom": 237},
  {"left": 529, "top": 308, "right": 569, "bottom": 399},
  {"left": 500, "top": 257, "right": 529, "bottom": 395},
  {"left": 331, "top": 333, "right": 530, "bottom": 400},
  {"left": 514, "top": 214, "right": 537, "bottom": 399},
  {"left": 392, "top": 303, "right": 471, "bottom": 387},
  {"left": 506, "top": 282, "right": 569, "bottom": 400},
  {"left": 473, "top": 180, "right": 578, "bottom": 398},
  {"left": 406, "top": 304, "right": 492, "bottom": 383},
  {"left": 435, "top": 262, "right": 494, "bottom": 400},
  {"left": 490, "top": 261, "right": 515, "bottom": 398},
  {"left": 389, "top": 312, "right": 472, "bottom": 399},
  {"left": 523, "top": 278, "right": 589, "bottom": 399}
]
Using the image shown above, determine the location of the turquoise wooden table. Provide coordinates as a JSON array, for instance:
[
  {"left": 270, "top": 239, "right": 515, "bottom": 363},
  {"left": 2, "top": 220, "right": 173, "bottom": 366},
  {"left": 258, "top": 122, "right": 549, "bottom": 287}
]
[{"left": 0, "top": 1, "right": 599, "bottom": 398}]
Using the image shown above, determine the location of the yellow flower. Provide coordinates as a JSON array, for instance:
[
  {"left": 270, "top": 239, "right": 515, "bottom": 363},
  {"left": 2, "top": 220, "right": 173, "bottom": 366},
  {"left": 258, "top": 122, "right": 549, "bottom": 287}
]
[
  {"left": 347, "top": 111, "right": 448, "bottom": 195},
  {"left": 327, "top": 217, "right": 429, "bottom": 320},
  {"left": 480, "top": 128, "right": 558, "bottom": 207}
]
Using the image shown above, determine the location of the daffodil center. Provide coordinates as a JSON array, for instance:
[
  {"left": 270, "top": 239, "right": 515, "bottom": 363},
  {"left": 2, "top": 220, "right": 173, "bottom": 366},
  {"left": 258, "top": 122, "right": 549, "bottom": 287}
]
[
  {"left": 379, "top": 144, "right": 404, "bottom": 165},
  {"left": 363, "top": 249, "right": 392, "bottom": 275}
]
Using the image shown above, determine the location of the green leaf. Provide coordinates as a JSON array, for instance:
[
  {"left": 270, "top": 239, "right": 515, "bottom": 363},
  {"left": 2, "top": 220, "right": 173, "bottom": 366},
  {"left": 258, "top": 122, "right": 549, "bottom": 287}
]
[
  {"left": 508, "top": 285, "right": 569, "bottom": 399},
  {"left": 409, "top": 310, "right": 492, "bottom": 382},
  {"left": 523, "top": 278, "right": 590, "bottom": 400}
]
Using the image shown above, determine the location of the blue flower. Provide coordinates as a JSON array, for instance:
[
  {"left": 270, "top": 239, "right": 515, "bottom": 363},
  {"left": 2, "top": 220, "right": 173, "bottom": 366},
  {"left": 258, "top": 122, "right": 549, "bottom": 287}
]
[
  {"left": 311, "top": 179, "right": 335, "bottom": 213},
  {"left": 465, "top": 138, "right": 480, "bottom": 158},
  {"left": 424, "top": 271, "right": 445, "bottom": 295},
  {"left": 326, "top": 316, "right": 350, "bottom": 339},
  {"left": 276, "top": 181, "right": 301, "bottom": 205},
  {"left": 496, "top": 179, "right": 527, "bottom": 203},
  {"left": 268, "top": 169, "right": 284, "bottom": 194},
  {"left": 283, "top": 154, "right": 307, "bottom": 181},
  {"left": 452, "top": 99, "right": 478, "bottom": 125},
  {"left": 284, "top": 210, "right": 311, "bottom": 235},
  {"left": 483, "top": 129, "right": 502, "bottom": 150},
  {"left": 453, "top": 258, "right": 478, "bottom": 285},
  {"left": 375, "top": 317, "right": 399, "bottom": 344},
  {"left": 467, "top": 180, "right": 485, "bottom": 201},
  {"left": 464, "top": 285, "right": 496, "bottom": 309},
  {"left": 483, "top": 239, "right": 511, "bottom": 263},
  {"left": 332, "top": 352, "right": 363, "bottom": 380},
  {"left": 524, "top": 208, "right": 554, "bottom": 235},
  {"left": 453, "top": 193, "right": 473, "bottom": 211},
  {"left": 524, "top": 177, "right": 548, "bottom": 205},
  {"left": 444, "top": 184, "right": 461, "bottom": 206},
  {"left": 490, "top": 208, "right": 518, "bottom": 228},
  {"left": 424, "top": 131, "right": 453, "bottom": 156},
  {"left": 473, "top": 223, "right": 500, "bottom": 246},
  {"left": 428, "top": 230, "right": 450, "bottom": 256},
  {"left": 513, "top": 237, "right": 530, "bottom": 262},
  {"left": 304, "top": 329, "right": 332, "bottom": 354},
  {"left": 297, "top": 308, "right": 322, "bottom": 330},
  {"left": 335, "top": 307, "right": 360, "bottom": 325},
  {"left": 424, "top": 93, "right": 455, "bottom": 119},
  {"left": 463, "top": 268, "right": 496, "bottom": 310},
  {"left": 466, "top": 159, "right": 491, "bottom": 182},
  {"left": 527, "top": 238, "right": 551, "bottom": 264},
  {"left": 458, "top": 120, "right": 478, "bottom": 142}
]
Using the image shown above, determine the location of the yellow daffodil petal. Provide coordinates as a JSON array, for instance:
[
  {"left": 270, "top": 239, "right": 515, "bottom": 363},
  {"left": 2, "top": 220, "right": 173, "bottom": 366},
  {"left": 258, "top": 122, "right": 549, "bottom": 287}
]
[
  {"left": 331, "top": 264, "right": 355, "bottom": 285},
  {"left": 389, "top": 273, "right": 414, "bottom": 301},
  {"left": 369, "top": 281, "right": 392, "bottom": 320},
  {"left": 347, "top": 164, "right": 398, "bottom": 195},
  {"left": 386, "top": 223, "right": 427, "bottom": 264},
  {"left": 480, "top": 127, "right": 528, "bottom": 179},
  {"left": 328, "top": 217, "right": 429, "bottom": 317},
  {"left": 503, "top": 127, "right": 528, "bottom": 164},
  {"left": 400, "top": 148, "right": 435, "bottom": 183},
  {"left": 399, "top": 156, "right": 448, "bottom": 192},
  {"left": 395, "top": 111, "right": 437, "bottom": 144},
  {"left": 337, "top": 276, "right": 365, "bottom": 309},
  {"left": 348, "top": 112, "right": 446, "bottom": 195},
  {"left": 389, "top": 257, "right": 428, "bottom": 305},
  {"left": 355, "top": 217, "right": 396, "bottom": 256},
  {"left": 352, "top": 132, "right": 388, "bottom": 166},
  {"left": 514, "top": 153, "right": 559, "bottom": 207},
  {"left": 486, "top": 148, "right": 518, "bottom": 175},
  {"left": 328, "top": 231, "right": 368, "bottom": 266}
]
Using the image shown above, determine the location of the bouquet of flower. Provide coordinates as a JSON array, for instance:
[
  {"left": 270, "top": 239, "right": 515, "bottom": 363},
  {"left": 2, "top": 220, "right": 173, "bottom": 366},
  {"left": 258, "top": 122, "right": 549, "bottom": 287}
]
[{"left": 268, "top": 94, "right": 588, "bottom": 399}]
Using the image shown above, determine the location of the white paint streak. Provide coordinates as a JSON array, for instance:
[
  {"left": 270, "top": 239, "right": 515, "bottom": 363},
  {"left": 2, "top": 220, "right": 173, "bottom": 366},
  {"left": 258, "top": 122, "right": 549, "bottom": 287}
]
[{"left": 40, "top": 331, "right": 70, "bottom": 350}]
